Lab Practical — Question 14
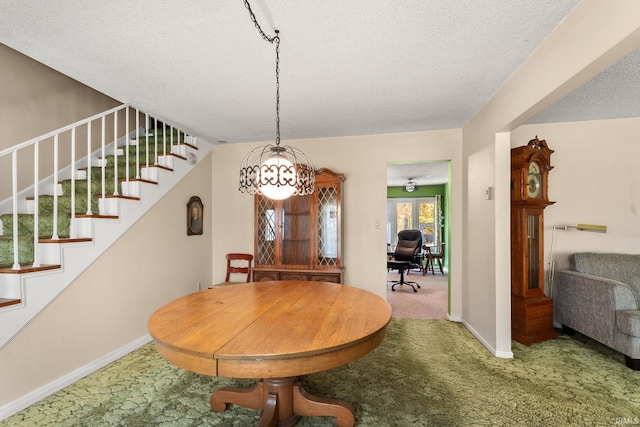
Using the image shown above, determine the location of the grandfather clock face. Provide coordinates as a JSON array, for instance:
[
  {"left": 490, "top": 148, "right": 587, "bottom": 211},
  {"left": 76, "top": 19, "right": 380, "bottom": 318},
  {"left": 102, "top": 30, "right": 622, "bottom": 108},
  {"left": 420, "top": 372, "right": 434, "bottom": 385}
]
[{"left": 527, "top": 162, "right": 542, "bottom": 199}]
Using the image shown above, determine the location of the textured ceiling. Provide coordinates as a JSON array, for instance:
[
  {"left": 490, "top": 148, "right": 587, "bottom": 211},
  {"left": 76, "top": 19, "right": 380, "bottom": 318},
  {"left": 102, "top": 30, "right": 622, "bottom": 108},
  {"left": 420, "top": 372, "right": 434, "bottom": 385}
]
[
  {"left": 4, "top": 1, "right": 637, "bottom": 187},
  {"left": 387, "top": 162, "right": 450, "bottom": 188},
  {"left": 528, "top": 47, "right": 640, "bottom": 124},
  {"left": 0, "top": 0, "right": 580, "bottom": 149}
]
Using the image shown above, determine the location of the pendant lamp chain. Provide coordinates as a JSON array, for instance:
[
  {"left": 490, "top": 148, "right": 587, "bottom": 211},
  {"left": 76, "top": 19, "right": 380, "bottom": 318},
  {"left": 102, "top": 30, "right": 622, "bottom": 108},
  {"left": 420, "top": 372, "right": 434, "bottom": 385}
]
[
  {"left": 239, "top": 0, "right": 315, "bottom": 199},
  {"left": 244, "top": 0, "right": 281, "bottom": 145}
]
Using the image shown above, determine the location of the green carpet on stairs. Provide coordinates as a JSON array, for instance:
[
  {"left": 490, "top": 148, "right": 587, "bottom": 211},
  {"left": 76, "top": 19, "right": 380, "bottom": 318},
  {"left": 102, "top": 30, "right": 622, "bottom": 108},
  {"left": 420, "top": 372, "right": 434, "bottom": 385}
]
[
  {"left": 3, "top": 318, "right": 640, "bottom": 426},
  {"left": 0, "top": 138, "right": 187, "bottom": 267}
]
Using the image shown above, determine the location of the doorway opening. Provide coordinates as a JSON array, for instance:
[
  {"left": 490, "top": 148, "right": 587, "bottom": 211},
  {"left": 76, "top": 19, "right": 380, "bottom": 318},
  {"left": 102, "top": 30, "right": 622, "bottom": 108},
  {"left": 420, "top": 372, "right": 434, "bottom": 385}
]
[{"left": 386, "top": 161, "right": 450, "bottom": 319}]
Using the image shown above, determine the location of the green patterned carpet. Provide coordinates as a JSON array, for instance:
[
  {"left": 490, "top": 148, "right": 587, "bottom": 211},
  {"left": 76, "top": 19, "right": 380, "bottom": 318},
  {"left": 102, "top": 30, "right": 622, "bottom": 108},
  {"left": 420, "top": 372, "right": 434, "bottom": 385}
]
[{"left": 4, "top": 318, "right": 640, "bottom": 426}]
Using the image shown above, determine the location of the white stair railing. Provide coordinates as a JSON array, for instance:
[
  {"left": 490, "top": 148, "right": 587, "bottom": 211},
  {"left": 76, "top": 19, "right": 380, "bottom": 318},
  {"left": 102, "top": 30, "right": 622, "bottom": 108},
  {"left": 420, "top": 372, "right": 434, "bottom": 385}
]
[
  {"left": 0, "top": 104, "right": 193, "bottom": 271},
  {"left": 0, "top": 105, "right": 208, "bottom": 351}
]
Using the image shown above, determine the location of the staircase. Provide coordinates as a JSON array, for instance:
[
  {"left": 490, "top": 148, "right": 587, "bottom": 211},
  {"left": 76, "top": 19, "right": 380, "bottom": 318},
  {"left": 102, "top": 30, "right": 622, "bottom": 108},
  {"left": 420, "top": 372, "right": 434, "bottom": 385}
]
[{"left": 0, "top": 104, "right": 211, "bottom": 349}]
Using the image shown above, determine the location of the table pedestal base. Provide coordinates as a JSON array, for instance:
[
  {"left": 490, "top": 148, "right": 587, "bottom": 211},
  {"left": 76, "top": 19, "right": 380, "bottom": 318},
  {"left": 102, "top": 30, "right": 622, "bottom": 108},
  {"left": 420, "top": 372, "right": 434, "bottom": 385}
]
[{"left": 210, "top": 376, "right": 355, "bottom": 427}]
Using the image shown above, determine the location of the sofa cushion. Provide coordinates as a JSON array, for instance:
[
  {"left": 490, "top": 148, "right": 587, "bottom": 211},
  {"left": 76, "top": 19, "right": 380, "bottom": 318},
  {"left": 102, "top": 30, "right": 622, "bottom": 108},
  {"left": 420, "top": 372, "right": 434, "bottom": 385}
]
[
  {"left": 616, "top": 310, "right": 640, "bottom": 337},
  {"left": 570, "top": 253, "right": 640, "bottom": 304},
  {"left": 631, "top": 277, "right": 640, "bottom": 306}
]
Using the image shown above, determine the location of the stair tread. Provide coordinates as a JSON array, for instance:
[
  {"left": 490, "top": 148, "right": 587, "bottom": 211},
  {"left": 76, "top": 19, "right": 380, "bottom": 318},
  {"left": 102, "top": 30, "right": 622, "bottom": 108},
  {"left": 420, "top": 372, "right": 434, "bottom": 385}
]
[
  {"left": 0, "top": 298, "right": 21, "bottom": 308},
  {"left": 148, "top": 164, "right": 173, "bottom": 172},
  {"left": 25, "top": 194, "right": 136, "bottom": 200},
  {"left": 127, "top": 178, "right": 158, "bottom": 185},
  {"left": 0, "top": 235, "right": 70, "bottom": 241},
  {"left": 145, "top": 141, "right": 197, "bottom": 150},
  {"left": 103, "top": 194, "right": 140, "bottom": 200},
  {"left": 39, "top": 237, "right": 92, "bottom": 244},
  {"left": 58, "top": 177, "right": 158, "bottom": 185},
  {"left": 75, "top": 214, "right": 118, "bottom": 219},
  {"left": 0, "top": 264, "right": 60, "bottom": 274}
]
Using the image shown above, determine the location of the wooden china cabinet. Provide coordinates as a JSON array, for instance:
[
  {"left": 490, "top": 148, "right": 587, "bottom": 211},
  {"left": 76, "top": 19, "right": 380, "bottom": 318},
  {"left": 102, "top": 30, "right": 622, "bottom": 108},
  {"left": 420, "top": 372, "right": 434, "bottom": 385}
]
[
  {"left": 511, "top": 137, "right": 557, "bottom": 345},
  {"left": 252, "top": 168, "right": 345, "bottom": 283}
]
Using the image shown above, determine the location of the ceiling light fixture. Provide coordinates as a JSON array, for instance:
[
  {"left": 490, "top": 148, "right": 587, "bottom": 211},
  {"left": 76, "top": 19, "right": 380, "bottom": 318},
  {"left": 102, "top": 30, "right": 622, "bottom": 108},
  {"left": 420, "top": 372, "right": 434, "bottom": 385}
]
[
  {"left": 238, "top": 0, "right": 314, "bottom": 200},
  {"left": 403, "top": 178, "right": 419, "bottom": 193}
]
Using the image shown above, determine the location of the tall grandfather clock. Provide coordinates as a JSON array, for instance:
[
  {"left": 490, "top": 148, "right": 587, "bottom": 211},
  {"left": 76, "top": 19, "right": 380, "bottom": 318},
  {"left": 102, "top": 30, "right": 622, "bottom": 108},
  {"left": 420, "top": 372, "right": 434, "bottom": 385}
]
[{"left": 511, "top": 137, "right": 557, "bottom": 345}]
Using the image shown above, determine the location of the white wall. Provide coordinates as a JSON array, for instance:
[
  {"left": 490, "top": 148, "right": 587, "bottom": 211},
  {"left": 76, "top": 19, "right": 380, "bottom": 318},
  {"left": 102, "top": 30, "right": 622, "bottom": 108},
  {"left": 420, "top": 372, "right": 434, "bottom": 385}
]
[
  {"left": 0, "top": 44, "right": 120, "bottom": 149},
  {"left": 0, "top": 44, "right": 121, "bottom": 200},
  {"left": 461, "top": 1, "right": 640, "bottom": 357},
  {"left": 0, "top": 44, "right": 214, "bottom": 409},
  {"left": 514, "top": 118, "right": 640, "bottom": 274},
  {"left": 211, "top": 130, "right": 463, "bottom": 316},
  {"left": 0, "top": 155, "right": 213, "bottom": 406},
  {"left": 5, "top": 1, "right": 640, "bottom": 415}
]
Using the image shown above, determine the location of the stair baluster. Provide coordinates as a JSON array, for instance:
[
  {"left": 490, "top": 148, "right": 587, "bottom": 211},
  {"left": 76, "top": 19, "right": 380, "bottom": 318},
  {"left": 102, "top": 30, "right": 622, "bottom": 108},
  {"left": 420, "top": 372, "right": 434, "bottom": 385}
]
[
  {"left": 53, "top": 134, "right": 59, "bottom": 240},
  {"left": 0, "top": 103, "right": 209, "bottom": 349},
  {"left": 135, "top": 110, "right": 140, "bottom": 180},
  {"left": 33, "top": 142, "right": 40, "bottom": 267},
  {"left": 101, "top": 116, "right": 106, "bottom": 204},
  {"left": 11, "top": 151, "right": 19, "bottom": 270},
  {"left": 86, "top": 121, "right": 93, "bottom": 215},
  {"left": 70, "top": 128, "right": 76, "bottom": 239},
  {"left": 113, "top": 111, "right": 119, "bottom": 196}
]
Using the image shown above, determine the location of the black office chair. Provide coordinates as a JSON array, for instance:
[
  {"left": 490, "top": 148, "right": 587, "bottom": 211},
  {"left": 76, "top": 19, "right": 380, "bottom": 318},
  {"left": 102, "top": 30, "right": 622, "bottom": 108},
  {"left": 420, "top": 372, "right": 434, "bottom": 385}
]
[{"left": 387, "top": 229, "right": 423, "bottom": 292}]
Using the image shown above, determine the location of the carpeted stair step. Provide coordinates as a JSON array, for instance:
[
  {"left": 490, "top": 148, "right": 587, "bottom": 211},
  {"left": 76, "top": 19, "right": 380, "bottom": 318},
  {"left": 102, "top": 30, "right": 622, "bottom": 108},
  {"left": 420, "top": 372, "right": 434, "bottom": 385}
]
[
  {"left": 140, "top": 129, "right": 185, "bottom": 139},
  {"left": 91, "top": 159, "right": 144, "bottom": 179},
  {"left": 117, "top": 148, "right": 172, "bottom": 162},
  {"left": 1, "top": 213, "right": 71, "bottom": 238},
  {"left": 60, "top": 178, "right": 119, "bottom": 198},
  {"left": 0, "top": 235, "right": 35, "bottom": 267},
  {"left": 31, "top": 195, "right": 100, "bottom": 216},
  {"left": 62, "top": 164, "right": 155, "bottom": 198},
  {"left": 120, "top": 145, "right": 186, "bottom": 158},
  {"left": 121, "top": 132, "right": 186, "bottom": 153},
  {"left": 129, "top": 132, "right": 187, "bottom": 145},
  {"left": 88, "top": 154, "right": 168, "bottom": 182}
]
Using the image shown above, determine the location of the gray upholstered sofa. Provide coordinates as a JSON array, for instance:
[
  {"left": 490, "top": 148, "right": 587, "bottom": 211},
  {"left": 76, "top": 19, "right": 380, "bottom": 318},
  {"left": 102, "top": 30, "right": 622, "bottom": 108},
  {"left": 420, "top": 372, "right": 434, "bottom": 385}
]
[{"left": 555, "top": 252, "right": 640, "bottom": 370}]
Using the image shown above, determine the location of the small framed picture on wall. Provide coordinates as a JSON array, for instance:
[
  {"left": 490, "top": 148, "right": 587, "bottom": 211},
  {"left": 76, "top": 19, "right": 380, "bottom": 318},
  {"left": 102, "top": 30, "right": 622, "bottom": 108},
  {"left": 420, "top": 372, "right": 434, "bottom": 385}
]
[{"left": 187, "top": 196, "right": 203, "bottom": 236}]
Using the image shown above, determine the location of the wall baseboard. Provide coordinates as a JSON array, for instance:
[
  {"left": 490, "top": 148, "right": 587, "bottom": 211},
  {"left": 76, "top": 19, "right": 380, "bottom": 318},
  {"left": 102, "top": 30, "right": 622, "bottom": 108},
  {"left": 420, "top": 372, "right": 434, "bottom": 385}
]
[
  {"left": 462, "top": 319, "right": 514, "bottom": 359},
  {"left": 0, "top": 334, "right": 152, "bottom": 421}
]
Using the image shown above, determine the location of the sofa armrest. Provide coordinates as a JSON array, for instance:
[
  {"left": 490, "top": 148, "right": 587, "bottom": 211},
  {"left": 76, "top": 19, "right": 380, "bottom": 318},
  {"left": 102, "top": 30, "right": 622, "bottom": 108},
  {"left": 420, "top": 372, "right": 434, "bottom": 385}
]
[
  {"left": 617, "top": 310, "right": 640, "bottom": 338},
  {"left": 555, "top": 270, "right": 638, "bottom": 348}
]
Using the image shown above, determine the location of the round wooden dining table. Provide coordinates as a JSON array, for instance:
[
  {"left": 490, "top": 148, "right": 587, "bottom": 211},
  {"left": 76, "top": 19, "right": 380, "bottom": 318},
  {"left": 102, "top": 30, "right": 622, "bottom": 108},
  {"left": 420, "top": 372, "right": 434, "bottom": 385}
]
[{"left": 148, "top": 280, "right": 392, "bottom": 427}]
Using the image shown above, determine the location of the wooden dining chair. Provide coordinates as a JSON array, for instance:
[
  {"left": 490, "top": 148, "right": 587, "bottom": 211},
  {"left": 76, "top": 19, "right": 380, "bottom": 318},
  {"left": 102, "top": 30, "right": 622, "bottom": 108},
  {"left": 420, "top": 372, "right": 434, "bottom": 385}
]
[
  {"left": 211, "top": 253, "right": 253, "bottom": 287},
  {"left": 423, "top": 242, "right": 445, "bottom": 275},
  {"left": 225, "top": 253, "right": 253, "bottom": 282}
]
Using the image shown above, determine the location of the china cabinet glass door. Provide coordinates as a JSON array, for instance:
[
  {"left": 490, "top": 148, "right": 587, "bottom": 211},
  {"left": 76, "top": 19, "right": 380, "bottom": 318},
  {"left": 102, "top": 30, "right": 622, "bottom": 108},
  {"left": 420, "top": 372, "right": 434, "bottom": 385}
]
[
  {"left": 256, "top": 196, "right": 277, "bottom": 266},
  {"left": 281, "top": 195, "right": 311, "bottom": 267},
  {"left": 317, "top": 186, "right": 339, "bottom": 267}
]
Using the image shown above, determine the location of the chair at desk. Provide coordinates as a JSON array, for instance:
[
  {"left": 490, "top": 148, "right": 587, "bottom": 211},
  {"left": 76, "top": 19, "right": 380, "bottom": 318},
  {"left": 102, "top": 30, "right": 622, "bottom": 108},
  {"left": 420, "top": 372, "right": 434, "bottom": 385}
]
[
  {"left": 212, "top": 253, "right": 253, "bottom": 287},
  {"left": 387, "top": 229, "right": 423, "bottom": 292},
  {"left": 423, "top": 242, "right": 445, "bottom": 275}
]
